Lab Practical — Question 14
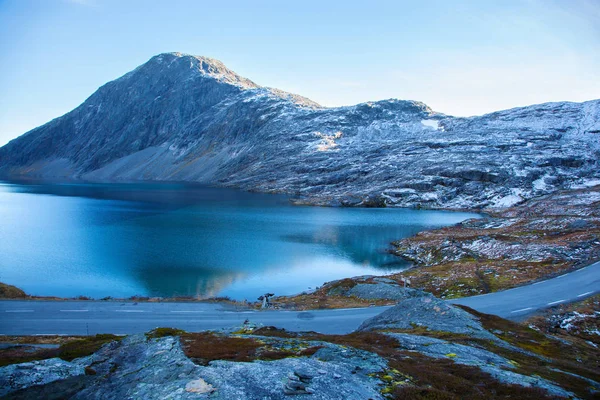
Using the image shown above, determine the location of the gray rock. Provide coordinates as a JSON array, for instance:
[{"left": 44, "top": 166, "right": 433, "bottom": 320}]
[
  {"left": 0, "top": 358, "right": 85, "bottom": 397},
  {"left": 385, "top": 332, "right": 512, "bottom": 368},
  {"left": 346, "top": 283, "right": 421, "bottom": 301},
  {"left": 479, "top": 367, "right": 575, "bottom": 398},
  {"left": 1, "top": 334, "right": 388, "bottom": 400},
  {"left": 356, "top": 292, "right": 497, "bottom": 341}
]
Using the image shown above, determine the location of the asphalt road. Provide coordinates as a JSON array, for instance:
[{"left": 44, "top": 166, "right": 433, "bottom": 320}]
[
  {"left": 449, "top": 260, "right": 600, "bottom": 320},
  {"left": 0, "top": 301, "right": 394, "bottom": 335},
  {"left": 1, "top": 261, "right": 598, "bottom": 335}
]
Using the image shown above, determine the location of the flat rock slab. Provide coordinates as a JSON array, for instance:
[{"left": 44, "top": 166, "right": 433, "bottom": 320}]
[{"left": 1, "top": 334, "right": 389, "bottom": 400}]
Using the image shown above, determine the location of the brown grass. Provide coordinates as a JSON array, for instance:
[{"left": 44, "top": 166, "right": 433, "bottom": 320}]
[
  {"left": 0, "top": 346, "right": 60, "bottom": 367},
  {"left": 272, "top": 292, "right": 395, "bottom": 310},
  {"left": 55, "top": 334, "right": 122, "bottom": 361},
  {"left": 456, "top": 306, "right": 600, "bottom": 397},
  {"left": 0, "top": 334, "right": 122, "bottom": 366},
  {"left": 391, "top": 260, "right": 574, "bottom": 299},
  {"left": 248, "top": 329, "right": 561, "bottom": 399},
  {"left": 180, "top": 332, "right": 322, "bottom": 365}
]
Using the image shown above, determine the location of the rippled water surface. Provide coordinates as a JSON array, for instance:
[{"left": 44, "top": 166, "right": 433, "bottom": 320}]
[{"left": 0, "top": 181, "right": 480, "bottom": 300}]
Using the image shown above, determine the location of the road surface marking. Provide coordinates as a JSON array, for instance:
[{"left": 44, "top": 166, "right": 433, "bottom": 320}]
[
  {"left": 510, "top": 307, "right": 533, "bottom": 313},
  {"left": 556, "top": 274, "right": 567, "bottom": 279},
  {"left": 547, "top": 299, "right": 566, "bottom": 305},
  {"left": 114, "top": 310, "right": 145, "bottom": 313},
  {"left": 5, "top": 310, "right": 34, "bottom": 313},
  {"left": 170, "top": 311, "right": 205, "bottom": 313},
  {"left": 223, "top": 311, "right": 255, "bottom": 314},
  {"left": 60, "top": 310, "right": 89, "bottom": 312},
  {"left": 577, "top": 291, "right": 593, "bottom": 298}
]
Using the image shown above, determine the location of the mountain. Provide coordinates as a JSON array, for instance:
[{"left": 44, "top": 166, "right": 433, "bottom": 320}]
[{"left": 1, "top": 52, "right": 599, "bottom": 209}]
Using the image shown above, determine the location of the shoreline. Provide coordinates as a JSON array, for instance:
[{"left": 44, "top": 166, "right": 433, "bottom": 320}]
[{"left": 2, "top": 185, "right": 599, "bottom": 311}]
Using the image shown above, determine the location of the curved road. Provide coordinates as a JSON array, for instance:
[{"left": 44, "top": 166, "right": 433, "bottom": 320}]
[
  {"left": 1, "top": 261, "right": 598, "bottom": 335},
  {"left": 449, "top": 260, "right": 600, "bottom": 319}
]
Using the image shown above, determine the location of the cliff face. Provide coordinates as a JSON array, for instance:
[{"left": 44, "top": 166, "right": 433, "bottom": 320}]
[{"left": 1, "top": 52, "right": 599, "bottom": 209}]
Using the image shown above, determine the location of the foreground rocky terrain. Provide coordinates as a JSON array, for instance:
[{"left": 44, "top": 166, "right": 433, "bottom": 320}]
[
  {"left": 1, "top": 289, "right": 598, "bottom": 399},
  {"left": 1, "top": 52, "right": 599, "bottom": 210}
]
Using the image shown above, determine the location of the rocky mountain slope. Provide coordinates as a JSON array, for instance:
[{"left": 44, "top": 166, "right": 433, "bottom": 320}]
[{"left": 1, "top": 52, "right": 599, "bottom": 209}]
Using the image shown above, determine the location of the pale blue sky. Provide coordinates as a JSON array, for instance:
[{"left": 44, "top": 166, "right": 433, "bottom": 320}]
[{"left": 0, "top": 0, "right": 599, "bottom": 146}]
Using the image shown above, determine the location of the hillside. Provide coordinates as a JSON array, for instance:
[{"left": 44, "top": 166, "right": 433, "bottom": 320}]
[{"left": 1, "top": 52, "right": 599, "bottom": 209}]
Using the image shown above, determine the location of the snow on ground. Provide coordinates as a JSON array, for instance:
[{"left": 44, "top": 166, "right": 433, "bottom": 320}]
[
  {"left": 421, "top": 119, "right": 440, "bottom": 130},
  {"left": 533, "top": 177, "right": 549, "bottom": 191},
  {"left": 572, "top": 179, "right": 600, "bottom": 189},
  {"left": 491, "top": 191, "right": 524, "bottom": 208}
]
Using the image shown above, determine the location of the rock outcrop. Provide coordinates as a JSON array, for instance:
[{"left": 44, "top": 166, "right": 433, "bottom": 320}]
[
  {"left": 356, "top": 290, "right": 495, "bottom": 340},
  {"left": 391, "top": 185, "right": 600, "bottom": 298},
  {"left": 1, "top": 52, "right": 598, "bottom": 210}
]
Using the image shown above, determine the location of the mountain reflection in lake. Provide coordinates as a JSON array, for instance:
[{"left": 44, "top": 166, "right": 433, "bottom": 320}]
[{"left": 0, "top": 181, "right": 480, "bottom": 300}]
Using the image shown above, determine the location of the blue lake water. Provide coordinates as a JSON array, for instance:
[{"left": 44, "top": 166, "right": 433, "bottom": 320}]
[{"left": 0, "top": 181, "right": 480, "bottom": 300}]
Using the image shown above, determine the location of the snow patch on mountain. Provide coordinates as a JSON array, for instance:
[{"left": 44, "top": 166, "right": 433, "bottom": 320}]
[{"left": 421, "top": 119, "right": 441, "bottom": 130}]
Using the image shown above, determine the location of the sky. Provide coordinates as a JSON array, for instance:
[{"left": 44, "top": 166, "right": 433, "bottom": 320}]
[{"left": 0, "top": 0, "right": 599, "bottom": 146}]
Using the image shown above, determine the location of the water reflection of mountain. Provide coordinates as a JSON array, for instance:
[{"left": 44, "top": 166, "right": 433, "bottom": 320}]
[
  {"left": 282, "top": 224, "right": 419, "bottom": 270},
  {"left": 1, "top": 181, "right": 479, "bottom": 300},
  {"left": 5, "top": 181, "right": 287, "bottom": 207},
  {"left": 132, "top": 264, "right": 246, "bottom": 299}
]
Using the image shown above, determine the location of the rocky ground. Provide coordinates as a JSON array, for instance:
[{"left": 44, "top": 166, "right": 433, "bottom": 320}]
[
  {"left": 1, "top": 288, "right": 598, "bottom": 399},
  {"left": 389, "top": 185, "right": 600, "bottom": 299},
  {"left": 526, "top": 294, "right": 600, "bottom": 346}
]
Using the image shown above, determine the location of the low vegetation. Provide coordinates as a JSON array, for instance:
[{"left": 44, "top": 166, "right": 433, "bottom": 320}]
[
  {"left": 526, "top": 294, "right": 600, "bottom": 344},
  {"left": 247, "top": 329, "right": 561, "bottom": 399},
  {"left": 145, "top": 327, "right": 186, "bottom": 339},
  {"left": 0, "top": 334, "right": 122, "bottom": 366},
  {"left": 390, "top": 259, "right": 574, "bottom": 299},
  {"left": 57, "top": 334, "right": 122, "bottom": 361},
  {"left": 391, "top": 186, "right": 600, "bottom": 298},
  {"left": 180, "top": 331, "right": 322, "bottom": 365},
  {"left": 0, "top": 282, "right": 28, "bottom": 299},
  {"left": 272, "top": 290, "right": 395, "bottom": 310}
]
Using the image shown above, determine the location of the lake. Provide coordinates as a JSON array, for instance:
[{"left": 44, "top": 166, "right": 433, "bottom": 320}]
[{"left": 0, "top": 181, "right": 479, "bottom": 300}]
